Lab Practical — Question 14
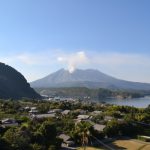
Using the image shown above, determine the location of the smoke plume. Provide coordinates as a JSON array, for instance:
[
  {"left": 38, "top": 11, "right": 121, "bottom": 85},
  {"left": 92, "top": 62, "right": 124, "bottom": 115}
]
[{"left": 57, "top": 51, "right": 88, "bottom": 73}]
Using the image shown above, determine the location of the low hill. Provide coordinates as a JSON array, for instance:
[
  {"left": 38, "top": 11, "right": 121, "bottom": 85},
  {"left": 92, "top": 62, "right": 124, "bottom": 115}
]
[
  {"left": 35, "top": 87, "right": 143, "bottom": 100},
  {"left": 0, "top": 62, "right": 41, "bottom": 99}
]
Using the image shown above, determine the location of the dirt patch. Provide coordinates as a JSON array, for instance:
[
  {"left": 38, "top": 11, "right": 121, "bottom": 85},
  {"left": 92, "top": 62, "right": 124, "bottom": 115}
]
[
  {"left": 78, "top": 147, "right": 103, "bottom": 150},
  {"left": 141, "top": 145, "right": 150, "bottom": 150},
  {"left": 108, "top": 139, "right": 150, "bottom": 150}
]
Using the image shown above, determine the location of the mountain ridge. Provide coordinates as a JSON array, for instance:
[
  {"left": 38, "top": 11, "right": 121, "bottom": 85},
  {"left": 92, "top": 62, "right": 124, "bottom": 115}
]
[
  {"left": 0, "top": 62, "right": 41, "bottom": 99},
  {"left": 30, "top": 68, "right": 150, "bottom": 91}
]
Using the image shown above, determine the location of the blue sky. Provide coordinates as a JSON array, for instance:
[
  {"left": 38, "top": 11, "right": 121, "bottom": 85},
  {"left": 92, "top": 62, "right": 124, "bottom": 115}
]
[{"left": 0, "top": 0, "right": 150, "bottom": 82}]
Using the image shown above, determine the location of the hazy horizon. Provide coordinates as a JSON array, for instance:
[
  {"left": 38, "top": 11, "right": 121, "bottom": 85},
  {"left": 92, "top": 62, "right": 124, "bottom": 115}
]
[{"left": 0, "top": 0, "right": 150, "bottom": 83}]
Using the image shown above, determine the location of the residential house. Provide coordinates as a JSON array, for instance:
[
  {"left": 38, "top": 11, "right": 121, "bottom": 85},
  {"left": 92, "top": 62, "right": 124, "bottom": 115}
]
[
  {"left": 1, "top": 118, "right": 18, "bottom": 127},
  {"left": 91, "top": 111, "right": 102, "bottom": 115},
  {"left": 104, "top": 116, "right": 113, "bottom": 122},
  {"left": 77, "top": 115, "right": 90, "bottom": 120},
  {"left": 93, "top": 124, "right": 106, "bottom": 132},
  {"left": 34, "top": 113, "right": 56, "bottom": 119},
  {"left": 59, "top": 134, "right": 75, "bottom": 147},
  {"left": 48, "top": 109, "right": 62, "bottom": 114},
  {"left": 74, "top": 109, "right": 87, "bottom": 115},
  {"left": 61, "top": 110, "right": 70, "bottom": 115}
]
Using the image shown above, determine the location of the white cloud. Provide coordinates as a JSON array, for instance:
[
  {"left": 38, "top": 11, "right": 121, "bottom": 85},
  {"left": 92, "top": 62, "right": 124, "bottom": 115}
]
[
  {"left": 1, "top": 50, "right": 148, "bottom": 68},
  {"left": 0, "top": 50, "right": 61, "bottom": 65},
  {"left": 0, "top": 50, "right": 150, "bottom": 82},
  {"left": 17, "top": 54, "right": 38, "bottom": 65}
]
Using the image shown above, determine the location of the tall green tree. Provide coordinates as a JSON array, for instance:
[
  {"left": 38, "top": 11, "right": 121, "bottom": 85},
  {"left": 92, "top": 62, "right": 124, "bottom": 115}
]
[
  {"left": 3, "top": 127, "right": 31, "bottom": 150},
  {"left": 72, "top": 121, "right": 92, "bottom": 150}
]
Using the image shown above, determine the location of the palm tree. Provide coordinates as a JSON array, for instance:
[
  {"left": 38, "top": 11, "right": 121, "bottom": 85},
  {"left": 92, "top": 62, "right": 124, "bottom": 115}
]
[{"left": 74, "top": 121, "right": 92, "bottom": 150}]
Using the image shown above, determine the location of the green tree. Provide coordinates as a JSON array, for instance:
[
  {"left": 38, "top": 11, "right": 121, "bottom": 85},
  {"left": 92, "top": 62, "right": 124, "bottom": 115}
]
[
  {"left": 30, "top": 143, "right": 45, "bottom": 150},
  {"left": 38, "top": 121, "right": 61, "bottom": 149},
  {"left": 104, "top": 119, "right": 120, "bottom": 137},
  {"left": 38, "top": 121, "right": 56, "bottom": 142},
  {"left": 72, "top": 121, "right": 92, "bottom": 150},
  {"left": 3, "top": 127, "right": 31, "bottom": 150},
  {"left": 0, "top": 136, "right": 11, "bottom": 150}
]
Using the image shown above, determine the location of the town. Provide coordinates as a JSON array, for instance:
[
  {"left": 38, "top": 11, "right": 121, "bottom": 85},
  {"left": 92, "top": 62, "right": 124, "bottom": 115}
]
[{"left": 0, "top": 98, "right": 150, "bottom": 150}]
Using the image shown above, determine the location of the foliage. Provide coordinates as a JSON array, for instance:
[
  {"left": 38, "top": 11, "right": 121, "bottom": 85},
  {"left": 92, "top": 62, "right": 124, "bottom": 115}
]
[
  {"left": 0, "top": 99, "right": 150, "bottom": 149},
  {"left": 35, "top": 87, "right": 142, "bottom": 100},
  {"left": 31, "top": 143, "right": 46, "bottom": 150},
  {"left": 3, "top": 127, "right": 31, "bottom": 150},
  {"left": 0, "top": 136, "right": 11, "bottom": 150},
  {"left": 71, "top": 121, "right": 92, "bottom": 146},
  {"left": 104, "top": 119, "right": 120, "bottom": 137}
]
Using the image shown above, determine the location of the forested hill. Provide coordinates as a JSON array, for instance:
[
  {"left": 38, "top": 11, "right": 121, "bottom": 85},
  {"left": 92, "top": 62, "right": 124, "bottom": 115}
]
[
  {"left": 0, "top": 62, "right": 41, "bottom": 99},
  {"left": 35, "top": 87, "right": 143, "bottom": 100}
]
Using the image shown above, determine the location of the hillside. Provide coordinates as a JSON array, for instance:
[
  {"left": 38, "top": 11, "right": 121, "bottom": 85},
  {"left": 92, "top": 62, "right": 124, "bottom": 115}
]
[
  {"left": 35, "top": 87, "right": 142, "bottom": 100},
  {"left": 31, "top": 68, "right": 150, "bottom": 91},
  {"left": 0, "top": 62, "right": 41, "bottom": 99}
]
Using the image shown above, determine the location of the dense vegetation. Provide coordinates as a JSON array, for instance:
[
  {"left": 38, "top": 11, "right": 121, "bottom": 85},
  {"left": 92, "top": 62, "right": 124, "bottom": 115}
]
[
  {"left": 0, "top": 62, "right": 40, "bottom": 99},
  {"left": 0, "top": 99, "right": 150, "bottom": 149},
  {"left": 35, "top": 87, "right": 143, "bottom": 100}
]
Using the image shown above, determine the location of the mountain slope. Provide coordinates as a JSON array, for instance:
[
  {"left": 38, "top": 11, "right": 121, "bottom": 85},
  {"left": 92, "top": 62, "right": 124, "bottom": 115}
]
[
  {"left": 30, "top": 68, "right": 150, "bottom": 90},
  {"left": 0, "top": 62, "right": 41, "bottom": 99}
]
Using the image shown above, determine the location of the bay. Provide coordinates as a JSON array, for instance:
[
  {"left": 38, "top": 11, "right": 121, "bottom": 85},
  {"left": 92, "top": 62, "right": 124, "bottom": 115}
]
[{"left": 101, "top": 96, "right": 150, "bottom": 108}]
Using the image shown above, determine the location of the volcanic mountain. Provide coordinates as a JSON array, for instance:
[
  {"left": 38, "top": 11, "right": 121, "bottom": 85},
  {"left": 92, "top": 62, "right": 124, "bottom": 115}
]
[
  {"left": 0, "top": 62, "right": 41, "bottom": 99},
  {"left": 30, "top": 68, "right": 150, "bottom": 90}
]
